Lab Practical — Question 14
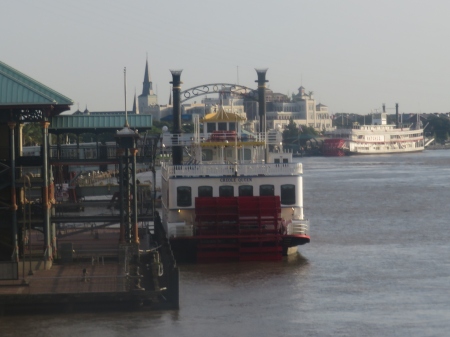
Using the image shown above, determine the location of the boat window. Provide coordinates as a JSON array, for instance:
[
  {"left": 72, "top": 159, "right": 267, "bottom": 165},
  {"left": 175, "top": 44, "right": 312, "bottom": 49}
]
[
  {"left": 238, "top": 148, "right": 252, "bottom": 160},
  {"left": 202, "top": 149, "right": 213, "bottom": 161},
  {"left": 177, "top": 186, "right": 192, "bottom": 207},
  {"left": 239, "top": 185, "right": 253, "bottom": 196},
  {"left": 219, "top": 185, "right": 234, "bottom": 197},
  {"left": 207, "top": 123, "right": 216, "bottom": 133},
  {"left": 229, "top": 122, "right": 236, "bottom": 131},
  {"left": 244, "top": 148, "right": 251, "bottom": 160},
  {"left": 198, "top": 186, "right": 213, "bottom": 198},
  {"left": 260, "top": 184, "right": 274, "bottom": 196},
  {"left": 218, "top": 122, "right": 227, "bottom": 131},
  {"left": 280, "top": 184, "right": 296, "bottom": 205}
]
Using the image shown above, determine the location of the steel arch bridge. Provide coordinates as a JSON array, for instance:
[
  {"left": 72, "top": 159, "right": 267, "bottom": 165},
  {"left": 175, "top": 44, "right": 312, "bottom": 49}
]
[{"left": 180, "top": 83, "right": 258, "bottom": 103}]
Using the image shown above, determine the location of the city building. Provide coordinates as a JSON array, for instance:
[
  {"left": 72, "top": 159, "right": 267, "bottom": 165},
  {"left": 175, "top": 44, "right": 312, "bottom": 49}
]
[
  {"left": 266, "top": 86, "right": 332, "bottom": 131},
  {"left": 74, "top": 61, "right": 331, "bottom": 132}
]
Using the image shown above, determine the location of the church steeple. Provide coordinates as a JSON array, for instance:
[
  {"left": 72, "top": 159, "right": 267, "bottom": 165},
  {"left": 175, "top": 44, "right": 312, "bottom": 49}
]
[
  {"left": 141, "top": 57, "right": 153, "bottom": 96},
  {"left": 138, "top": 55, "right": 159, "bottom": 120}
]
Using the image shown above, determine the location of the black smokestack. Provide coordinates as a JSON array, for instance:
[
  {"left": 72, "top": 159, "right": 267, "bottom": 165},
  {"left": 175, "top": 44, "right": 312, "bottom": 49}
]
[
  {"left": 170, "top": 70, "right": 183, "bottom": 166},
  {"left": 395, "top": 103, "right": 399, "bottom": 128},
  {"left": 255, "top": 69, "right": 268, "bottom": 133}
]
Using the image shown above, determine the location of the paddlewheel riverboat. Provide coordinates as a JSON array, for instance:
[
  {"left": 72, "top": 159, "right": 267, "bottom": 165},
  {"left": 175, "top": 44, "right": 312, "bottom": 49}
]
[
  {"left": 160, "top": 108, "right": 310, "bottom": 262},
  {"left": 324, "top": 110, "right": 424, "bottom": 156}
]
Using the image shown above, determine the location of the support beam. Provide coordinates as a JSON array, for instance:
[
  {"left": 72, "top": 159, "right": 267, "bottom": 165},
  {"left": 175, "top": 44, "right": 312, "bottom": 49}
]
[
  {"left": 41, "top": 120, "right": 53, "bottom": 265},
  {"left": 8, "top": 122, "right": 19, "bottom": 263},
  {"left": 114, "top": 125, "right": 140, "bottom": 245},
  {"left": 118, "top": 149, "right": 125, "bottom": 244},
  {"left": 131, "top": 148, "right": 139, "bottom": 244}
]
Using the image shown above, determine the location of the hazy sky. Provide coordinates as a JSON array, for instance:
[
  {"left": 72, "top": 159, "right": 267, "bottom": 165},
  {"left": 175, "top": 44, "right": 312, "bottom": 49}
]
[{"left": 2, "top": 0, "right": 450, "bottom": 114}]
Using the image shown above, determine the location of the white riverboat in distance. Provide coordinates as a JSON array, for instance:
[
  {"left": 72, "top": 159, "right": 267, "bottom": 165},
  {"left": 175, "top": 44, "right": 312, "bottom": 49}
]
[{"left": 323, "top": 111, "right": 425, "bottom": 156}]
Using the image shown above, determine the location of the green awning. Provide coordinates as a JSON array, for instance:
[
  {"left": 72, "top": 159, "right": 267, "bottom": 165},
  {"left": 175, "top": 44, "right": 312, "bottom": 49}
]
[
  {"left": 49, "top": 114, "right": 153, "bottom": 132},
  {"left": 0, "top": 60, "right": 73, "bottom": 106}
]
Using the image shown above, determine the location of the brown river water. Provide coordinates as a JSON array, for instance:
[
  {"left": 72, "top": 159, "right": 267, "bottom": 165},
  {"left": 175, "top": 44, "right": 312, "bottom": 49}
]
[{"left": 2, "top": 150, "right": 449, "bottom": 336}]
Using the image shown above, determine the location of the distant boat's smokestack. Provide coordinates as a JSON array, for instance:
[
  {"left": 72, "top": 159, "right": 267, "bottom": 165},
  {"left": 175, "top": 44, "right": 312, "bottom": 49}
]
[
  {"left": 256, "top": 69, "right": 268, "bottom": 133},
  {"left": 382, "top": 103, "right": 386, "bottom": 113},
  {"left": 395, "top": 103, "right": 399, "bottom": 128},
  {"left": 170, "top": 70, "right": 183, "bottom": 166}
]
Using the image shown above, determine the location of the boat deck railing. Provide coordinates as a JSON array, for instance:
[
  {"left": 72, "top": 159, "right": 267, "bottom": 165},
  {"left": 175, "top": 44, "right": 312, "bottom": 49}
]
[
  {"left": 330, "top": 125, "right": 423, "bottom": 133},
  {"left": 161, "top": 162, "right": 303, "bottom": 179},
  {"left": 287, "top": 219, "right": 309, "bottom": 236},
  {"left": 164, "top": 131, "right": 281, "bottom": 146}
]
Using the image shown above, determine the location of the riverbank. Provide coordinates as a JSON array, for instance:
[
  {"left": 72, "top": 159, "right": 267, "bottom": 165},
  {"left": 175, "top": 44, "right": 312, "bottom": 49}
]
[{"left": 426, "top": 143, "right": 450, "bottom": 150}]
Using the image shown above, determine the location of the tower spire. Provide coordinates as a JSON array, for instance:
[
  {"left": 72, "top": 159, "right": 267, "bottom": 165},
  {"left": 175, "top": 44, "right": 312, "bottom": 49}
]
[{"left": 142, "top": 57, "right": 153, "bottom": 96}]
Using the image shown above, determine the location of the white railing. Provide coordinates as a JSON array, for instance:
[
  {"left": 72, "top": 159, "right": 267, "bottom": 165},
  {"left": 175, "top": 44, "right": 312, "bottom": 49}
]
[
  {"left": 163, "top": 131, "right": 281, "bottom": 146},
  {"left": 287, "top": 219, "right": 309, "bottom": 236},
  {"left": 161, "top": 162, "right": 302, "bottom": 179}
]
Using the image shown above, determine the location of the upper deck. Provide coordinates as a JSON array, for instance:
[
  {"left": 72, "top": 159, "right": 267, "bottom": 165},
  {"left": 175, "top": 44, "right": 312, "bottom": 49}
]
[
  {"left": 162, "top": 130, "right": 281, "bottom": 147},
  {"left": 326, "top": 124, "right": 423, "bottom": 141},
  {"left": 161, "top": 162, "right": 303, "bottom": 180}
]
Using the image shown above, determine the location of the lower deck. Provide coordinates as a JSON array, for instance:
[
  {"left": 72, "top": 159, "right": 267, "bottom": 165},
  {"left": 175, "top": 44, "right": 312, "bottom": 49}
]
[
  {"left": 349, "top": 141, "right": 424, "bottom": 154},
  {"left": 166, "top": 196, "right": 309, "bottom": 263}
]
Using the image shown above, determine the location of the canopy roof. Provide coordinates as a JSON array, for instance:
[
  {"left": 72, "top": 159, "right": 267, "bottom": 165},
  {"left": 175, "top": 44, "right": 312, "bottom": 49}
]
[
  {"left": 0, "top": 60, "right": 73, "bottom": 107},
  {"left": 49, "top": 114, "right": 152, "bottom": 133},
  {"left": 201, "top": 105, "right": 247, "bottom": 123}
]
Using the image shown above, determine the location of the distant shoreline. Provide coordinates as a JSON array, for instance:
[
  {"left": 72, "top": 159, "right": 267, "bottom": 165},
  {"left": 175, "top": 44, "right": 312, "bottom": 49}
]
[{"left": 426, "top": 144, "right": 450, "bottom": 150}]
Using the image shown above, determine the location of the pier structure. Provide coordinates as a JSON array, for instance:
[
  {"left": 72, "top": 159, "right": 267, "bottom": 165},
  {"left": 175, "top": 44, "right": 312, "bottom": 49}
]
[{"left": 0, "top": 60, "right": 179, "bottom": 313}]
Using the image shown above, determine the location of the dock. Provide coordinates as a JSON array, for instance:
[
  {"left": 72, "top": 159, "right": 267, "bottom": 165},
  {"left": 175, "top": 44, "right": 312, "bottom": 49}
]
[{"left": 0, "top": 215, "right": 179, "bottom": 315}]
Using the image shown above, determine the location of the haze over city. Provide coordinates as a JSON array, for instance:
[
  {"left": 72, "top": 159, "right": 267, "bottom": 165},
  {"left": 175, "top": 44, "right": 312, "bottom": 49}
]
[{"left": 2, "top": 0, "right": 450, "bottom": 115}]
